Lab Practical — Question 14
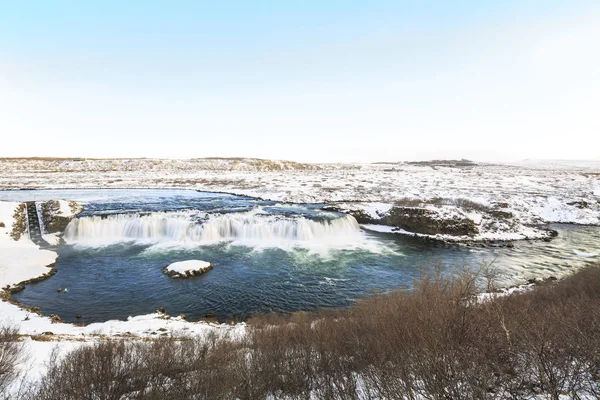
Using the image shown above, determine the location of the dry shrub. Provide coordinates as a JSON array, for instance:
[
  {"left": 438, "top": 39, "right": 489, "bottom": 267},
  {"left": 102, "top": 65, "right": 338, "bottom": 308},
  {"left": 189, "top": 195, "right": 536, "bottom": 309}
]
[
  {"left": 29, "top": 266, "right": 600, "bottom": 400},
  {"left": 0, "top": 326, "right": 23, "bottom": 395},
  {"left": 9, "top": 204, "right": 26, "bottom": 241}
]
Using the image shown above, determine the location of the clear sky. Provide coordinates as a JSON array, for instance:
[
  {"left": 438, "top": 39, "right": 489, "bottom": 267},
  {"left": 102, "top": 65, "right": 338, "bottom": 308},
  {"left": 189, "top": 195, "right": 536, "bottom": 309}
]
[{"left": 1, "top": 1, "right": 599, "bottom": 162}]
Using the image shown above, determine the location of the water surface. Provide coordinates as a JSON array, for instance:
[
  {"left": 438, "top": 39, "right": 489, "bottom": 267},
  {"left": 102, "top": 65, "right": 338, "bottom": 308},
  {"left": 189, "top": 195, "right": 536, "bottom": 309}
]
[{"left": 2, "top": 189, "right": 597, "bottom": 323}]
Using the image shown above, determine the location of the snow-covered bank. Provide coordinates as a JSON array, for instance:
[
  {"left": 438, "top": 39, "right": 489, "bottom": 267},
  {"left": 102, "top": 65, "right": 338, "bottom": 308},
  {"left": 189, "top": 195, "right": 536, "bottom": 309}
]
[
  {"left": 0, "top": 202, "right": 58, "bottom": 291},
  {"left": 1, "top": 200, "right": 244, "bottom": 337}
]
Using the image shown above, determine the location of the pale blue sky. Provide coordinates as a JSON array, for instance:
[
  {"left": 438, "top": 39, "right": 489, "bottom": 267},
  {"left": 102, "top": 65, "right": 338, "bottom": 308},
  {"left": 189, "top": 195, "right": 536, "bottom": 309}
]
[{"left": 1, "top": 1, "right": 599, "bottom": 162}]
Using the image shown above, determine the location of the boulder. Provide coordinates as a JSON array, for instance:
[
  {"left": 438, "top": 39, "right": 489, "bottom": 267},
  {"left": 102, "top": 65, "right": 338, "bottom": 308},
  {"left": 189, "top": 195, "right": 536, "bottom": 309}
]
[
  {"left": 163, "top": 260, "right": 214, "bottom": 279},
  {"left": 41, "top": 200, "right": 83, "bottom": 234},
  {"left": 382, "top": 207, "right": 479, "bottom": 236}
]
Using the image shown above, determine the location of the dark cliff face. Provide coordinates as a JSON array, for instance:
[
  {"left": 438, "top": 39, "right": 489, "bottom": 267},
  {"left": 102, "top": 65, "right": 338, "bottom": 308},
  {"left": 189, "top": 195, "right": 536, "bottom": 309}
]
[
  {"left": 382, "top": 207, "right": 479, "bottom": 236},
  {"left": 346, "top": 205, "right": 479, "bottom": 237},
  {"left": 41, "top": 200, "right": 81, "bottom": 234}
]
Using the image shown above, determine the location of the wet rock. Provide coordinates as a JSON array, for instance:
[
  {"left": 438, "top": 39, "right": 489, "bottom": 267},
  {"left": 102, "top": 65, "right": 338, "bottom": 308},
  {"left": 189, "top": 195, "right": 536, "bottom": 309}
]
[
  {"left": 382, "top": 207, "right": 479, "bottom": 236},
  {"left": 41, "top": 200, "right": 83, "bottom": 234},
  {"left": 163, "top": 260, "right": 214, "bottom": 279},
  {"left": 346, "top": 209, "right": 378, "bottom": 224},
  {"left": 5, "top": 285, "right": 25, "bottom": 294}
]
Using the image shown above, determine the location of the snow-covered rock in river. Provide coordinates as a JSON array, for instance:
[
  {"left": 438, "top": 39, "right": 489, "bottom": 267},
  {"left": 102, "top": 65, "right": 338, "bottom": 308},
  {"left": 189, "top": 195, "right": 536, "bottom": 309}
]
[{"left": 163, "top": 260, "right": 214, "bottom": 278}]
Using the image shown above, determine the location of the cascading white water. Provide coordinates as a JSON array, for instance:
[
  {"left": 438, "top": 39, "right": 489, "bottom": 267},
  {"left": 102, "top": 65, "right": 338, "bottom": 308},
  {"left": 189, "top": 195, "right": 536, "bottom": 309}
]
[{"left": 63, "top": 210, "right": 365, "bottom": 249}]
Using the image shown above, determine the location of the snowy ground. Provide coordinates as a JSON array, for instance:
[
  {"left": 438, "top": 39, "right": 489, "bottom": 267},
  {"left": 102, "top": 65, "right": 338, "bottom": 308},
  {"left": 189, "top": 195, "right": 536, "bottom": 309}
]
[
  {"left": 163, "top": 259, "right": 213, "bottom": 278},
  {"left": 1, "top": 157, "right": 598, "bottom": 241},
  {"left": 0, "top": 157, "right": 599, "bottom": 394}
]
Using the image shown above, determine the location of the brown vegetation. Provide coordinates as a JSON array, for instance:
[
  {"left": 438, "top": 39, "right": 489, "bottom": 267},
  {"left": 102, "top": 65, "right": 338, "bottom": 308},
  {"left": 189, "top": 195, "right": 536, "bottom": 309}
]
[
  {"left": 40, "top": 201, "right": 81, "bottom": 234},
  {"left": 9, "top": 204, "right": 26, "bottom": 241},
  {"left": 5, "top": 266, "right": 600, "bottom": 399},
  {"left": 0, "top": 326, "right": 23, "bottom": 395}
]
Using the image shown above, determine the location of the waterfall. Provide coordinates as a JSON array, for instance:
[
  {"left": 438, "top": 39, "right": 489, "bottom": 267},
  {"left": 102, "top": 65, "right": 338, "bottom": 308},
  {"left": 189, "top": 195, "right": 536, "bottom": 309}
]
[{"left": 63, "top": 210, "right": 363, "bottom": 247}]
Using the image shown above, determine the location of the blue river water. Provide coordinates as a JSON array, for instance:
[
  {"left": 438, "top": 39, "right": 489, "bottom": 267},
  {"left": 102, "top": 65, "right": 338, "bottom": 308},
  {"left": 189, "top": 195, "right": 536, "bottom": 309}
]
[{"left": 2, "top": 189, "right": 598, "bottom": 323}]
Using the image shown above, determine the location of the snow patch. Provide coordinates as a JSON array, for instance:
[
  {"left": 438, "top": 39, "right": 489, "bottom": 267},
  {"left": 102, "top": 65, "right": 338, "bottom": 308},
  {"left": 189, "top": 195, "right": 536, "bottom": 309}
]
[
  {"left": 165, "top": 260, "right": 213, "bottom": 278},
  {"left": 572, "top": 249, "right": 598, "bottom": 258}
]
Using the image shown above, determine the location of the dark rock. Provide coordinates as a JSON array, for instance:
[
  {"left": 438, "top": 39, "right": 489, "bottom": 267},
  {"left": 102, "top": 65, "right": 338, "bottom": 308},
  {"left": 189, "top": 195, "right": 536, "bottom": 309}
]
[
  {"left": 346, "top": 209, "right": 378, "bottom": 224},
  {"left": 5, "top": 285, "right": 25, "bottom": 294},
  {"left": 157, "top": 307, "right": 166, "bottom": 314},
  {"left": 162, "top": 262, "right": 214, "bottom": 279},
  {"left": 488, "top": 210, "right": 514, "bottom": 220},
  {"left": 41, "top": 200, "right": 81, "bottom": 233},
  {"left": 321, "top": 205, "right": 342, "bottom": 213},
  {"left": 382, "top": 206, "right": 479, "bottom": 236},
  {"left": 566, "top": 200, "right": 589, "bottom": 209}
]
